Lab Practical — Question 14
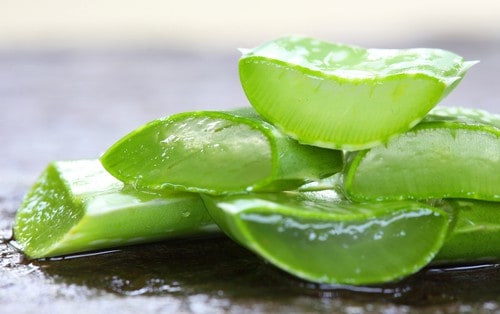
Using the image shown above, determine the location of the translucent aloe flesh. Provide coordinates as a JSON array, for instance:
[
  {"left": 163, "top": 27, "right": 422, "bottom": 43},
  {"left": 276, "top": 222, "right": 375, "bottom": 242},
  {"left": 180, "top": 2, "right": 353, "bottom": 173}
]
[
  {"left": 239, "top": 36, "right": 476, "bottom": 150},
  {"left": 202, "top": 190, "right": 449, "bottom": 285},
  {"left": 13, "top": 160, "right": 217, "bottom": 259},
  {"left": 435, "top": 199, "right": 500, "bottom": 263},
  {"left": 344, "top": 107, "right": 500, "bottom": 201},
  {"left": 101, "top": 108, "right": 342, "bottom": 195}
]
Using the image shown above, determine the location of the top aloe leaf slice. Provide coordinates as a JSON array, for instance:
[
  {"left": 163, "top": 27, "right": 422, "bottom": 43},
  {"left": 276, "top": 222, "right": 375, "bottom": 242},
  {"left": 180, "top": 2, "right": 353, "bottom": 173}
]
[
  {"left": 13, "top": 160, "right": 217, "bottom": 259},
  {"left": 239, "top": 36, "right": 476, "bottom": 150},
  {"left": 202, "top": 190, "right": 449, "bottom": 285},
  {"left": 101, "top": 108, "right": 342, "bottom": 195},
  {"left": 344, "top": 107, "right": 500, "bottom": 202}
]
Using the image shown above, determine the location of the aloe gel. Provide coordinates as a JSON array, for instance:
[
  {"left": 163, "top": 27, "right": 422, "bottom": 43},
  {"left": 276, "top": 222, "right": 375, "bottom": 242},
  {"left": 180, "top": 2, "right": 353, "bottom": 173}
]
[
  {"left": 202, "top": 190, "right": 449, "bottom": 285},
  {"left": 13, "top": 160, "right": 217, "bottom": 259},
  {"left": 101, "top": 108, "right": 342, "bottom": 195},
  {"left": 344, "top": 107, "right": 500, "bottom": 201},
  {"left": 435, "top": 199, "right": 500, "bottom": 263},
  {"left": 239, "top": 36, "right": 476, "bottom": 150}
]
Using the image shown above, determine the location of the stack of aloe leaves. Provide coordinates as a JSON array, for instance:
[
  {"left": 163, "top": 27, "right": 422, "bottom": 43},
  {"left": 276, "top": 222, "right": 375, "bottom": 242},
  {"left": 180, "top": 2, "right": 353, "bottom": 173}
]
[{"left": 13, "top": 36, "right": 500, "bottom": 286}]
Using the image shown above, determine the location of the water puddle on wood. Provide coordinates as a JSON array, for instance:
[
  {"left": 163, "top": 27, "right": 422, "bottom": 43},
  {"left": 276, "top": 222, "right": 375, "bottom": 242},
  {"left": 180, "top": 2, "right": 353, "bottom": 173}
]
[{"left": 14, "top": 235, "right": 498, "bottom": 306}]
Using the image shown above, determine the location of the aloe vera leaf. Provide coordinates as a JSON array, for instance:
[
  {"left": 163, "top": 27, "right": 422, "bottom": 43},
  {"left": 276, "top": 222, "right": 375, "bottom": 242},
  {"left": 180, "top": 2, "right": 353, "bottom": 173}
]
[
  {"left": 434, "top": 199, "right": 500, "bottom": 263},
  {"left": 425, "top": 106, "right": 500, "bottom": 128},
  {"left": 202, "top": 190, "right": 449, "bottom": 285},
  {"left": 13, "top": 160, "right": 218, "bottom": 259},
  {"left": 100, "top": 108, "right": 342, "bottom": 195},
  {"left": 344, "top": 107, "right": 500, "bottom": 201},
  {"left": 239, "top": 36, "right": 476, "bottom": 150}
]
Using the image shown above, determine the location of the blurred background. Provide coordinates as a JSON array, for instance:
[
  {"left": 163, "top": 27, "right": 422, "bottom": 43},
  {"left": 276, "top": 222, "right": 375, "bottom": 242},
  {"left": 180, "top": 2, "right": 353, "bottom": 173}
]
[
  {"left": 1, "top": 0, "right": 499, "bottom": 186},
  {"left": 1, "top": 0, "right": 500, "bottom": 50}
]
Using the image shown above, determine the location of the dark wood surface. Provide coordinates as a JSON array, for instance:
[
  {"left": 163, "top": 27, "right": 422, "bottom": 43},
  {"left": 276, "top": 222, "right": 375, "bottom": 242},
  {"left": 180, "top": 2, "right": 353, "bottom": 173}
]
[{"left": 1, "top": 39, "right": 499, "bottom": 313}]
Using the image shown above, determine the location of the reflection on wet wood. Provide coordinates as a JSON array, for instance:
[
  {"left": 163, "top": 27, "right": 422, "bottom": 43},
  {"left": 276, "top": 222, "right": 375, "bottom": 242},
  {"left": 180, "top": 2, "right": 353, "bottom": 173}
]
[{"left": 31, "top": 236, "right": 500, "bottom": 305}]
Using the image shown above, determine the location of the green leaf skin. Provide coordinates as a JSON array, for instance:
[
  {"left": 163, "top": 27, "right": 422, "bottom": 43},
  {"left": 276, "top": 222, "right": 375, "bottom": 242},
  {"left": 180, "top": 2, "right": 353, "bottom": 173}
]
[
  {"left": 344, "top": 107, "right": 500, "bottom": 202},
  {"left": 202, "top": 190, "right": 449, "bottom": 285},
  {"left": 13, "top": 160, "right": 218, "bottom": 259},
  {"left": 434, "top": 199, "right": 500, "bottom": 263},
  {"left": 239, "top": 36, "right": 476, "bottom": 150},
  {"left": 101, "top": 108, "right": 342, "bottom": 195}
]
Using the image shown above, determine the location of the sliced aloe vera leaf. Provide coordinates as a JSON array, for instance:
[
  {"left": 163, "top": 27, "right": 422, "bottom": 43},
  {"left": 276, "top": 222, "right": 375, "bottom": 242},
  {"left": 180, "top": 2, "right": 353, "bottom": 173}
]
[
  {"left": 425, "top": 106, "right": 500, "bottom": 129},
  {"left": 13, "top": 160, "right": 217, "bottom": 259},
  {"left": 239, "top": 36, "right": 476, "bottom": 150},
  {"left": 101, "top": 108, "right": 342, "bottom": 195},
  {"left": 434, "top": 199, "right": 500, "bottom": 263},
  {"left": 202, "top": 190, "right": 449, "bottom": 285},
  {"left": 344, "top": 107, "right": 500, "bottom": 201}
]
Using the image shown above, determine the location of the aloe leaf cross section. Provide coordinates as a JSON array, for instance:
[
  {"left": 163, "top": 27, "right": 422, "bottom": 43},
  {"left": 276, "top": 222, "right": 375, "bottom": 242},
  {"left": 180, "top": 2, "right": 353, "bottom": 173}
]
[
  {"left": 101, "top": 108, "right": 343, "bottom": 195},
  {"left": 435, "top": 199, "right": 500, "bottom": 263},
  {"left": 344, "top": 107, "right": 500, "bottom": 202},
  {"left": 239, "top": 36, "right": 476, "bottom": 150},
  {"left": 13, "top": 160, "right": 218, "bottom": 259},
  {"left": 202, "top": 190, "right": 449, "bottom": 285}
]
